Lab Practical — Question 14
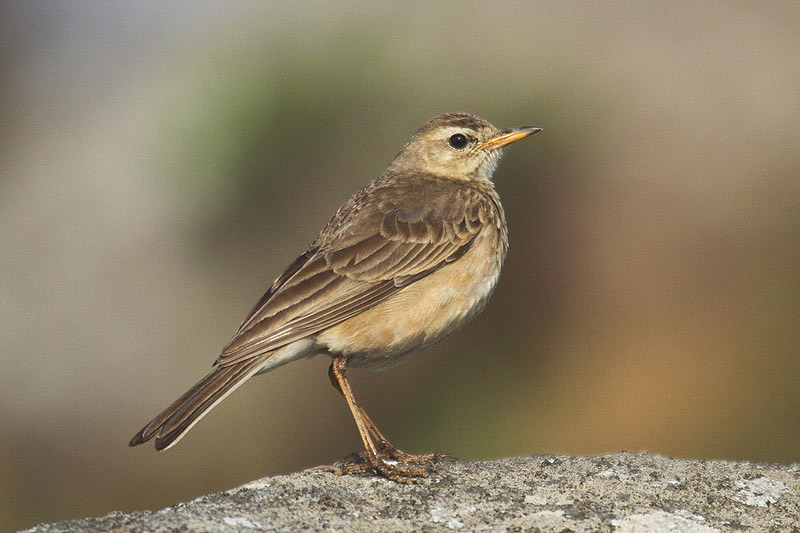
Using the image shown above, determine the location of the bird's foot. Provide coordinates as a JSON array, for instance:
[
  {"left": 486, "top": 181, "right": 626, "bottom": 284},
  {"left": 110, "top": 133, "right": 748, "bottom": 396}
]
[
  {"left": 330, "top": 450, "right": 429, "bottom": 484},
  {"left": 319, "top": 445, "right": 455, "bottom": 483},
  {"left": 374, "top": 441, "right": 457, "bottom": 465}
]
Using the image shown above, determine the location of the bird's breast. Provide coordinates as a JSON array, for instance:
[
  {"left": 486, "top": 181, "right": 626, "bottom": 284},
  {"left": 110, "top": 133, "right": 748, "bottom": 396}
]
[{"left": 315, "top": 224, "right": 507, "bottom": 369}]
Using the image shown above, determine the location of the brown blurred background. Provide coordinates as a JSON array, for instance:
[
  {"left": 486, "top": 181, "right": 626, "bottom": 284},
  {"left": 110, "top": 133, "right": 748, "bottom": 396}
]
[{"left": 2, "top": 2, "right": 799, "bottom": 530}]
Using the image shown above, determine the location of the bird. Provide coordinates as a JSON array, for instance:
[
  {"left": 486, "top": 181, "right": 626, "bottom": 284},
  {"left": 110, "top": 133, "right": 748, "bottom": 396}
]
[{"left": 129, "top": 112, "right": 541, "bottom": 483}]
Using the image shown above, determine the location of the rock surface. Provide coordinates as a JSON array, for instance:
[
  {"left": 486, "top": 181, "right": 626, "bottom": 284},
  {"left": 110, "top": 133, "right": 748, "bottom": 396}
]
[{"left": 23, "top": 452, "right": 800, "bottom": 532}]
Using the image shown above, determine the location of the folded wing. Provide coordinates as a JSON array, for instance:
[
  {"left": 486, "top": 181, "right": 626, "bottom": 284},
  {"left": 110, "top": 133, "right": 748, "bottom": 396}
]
[{"left": 215, "top": 183, "right": 494, "bottom": 367}]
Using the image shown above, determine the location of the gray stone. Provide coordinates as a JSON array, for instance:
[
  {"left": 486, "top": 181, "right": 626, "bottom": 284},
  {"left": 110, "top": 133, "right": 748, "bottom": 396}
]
[{"left": 21, "top": 452, "right": 800, "bottom": 532}]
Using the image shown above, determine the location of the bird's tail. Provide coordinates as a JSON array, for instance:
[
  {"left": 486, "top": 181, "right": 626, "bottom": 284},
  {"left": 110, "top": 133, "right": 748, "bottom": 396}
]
[{"left": 129, "top": 357, "right": 266, "bottom": 451}]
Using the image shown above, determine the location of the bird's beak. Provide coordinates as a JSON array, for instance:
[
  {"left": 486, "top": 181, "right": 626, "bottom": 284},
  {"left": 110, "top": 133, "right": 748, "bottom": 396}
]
[{"left": 478, "top": 126, "right": 542, "bottom": 152}]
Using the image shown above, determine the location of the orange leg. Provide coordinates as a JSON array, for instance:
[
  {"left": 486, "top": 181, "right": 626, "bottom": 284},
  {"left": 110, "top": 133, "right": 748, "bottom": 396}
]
[{"left": 326, "top": 356, "right": 452, "bottom": 482}]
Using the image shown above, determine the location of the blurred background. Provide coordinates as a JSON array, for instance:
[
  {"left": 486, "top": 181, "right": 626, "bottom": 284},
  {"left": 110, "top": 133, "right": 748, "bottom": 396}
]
[{"left": 2, "top": 1, "right": 799, "bottom": 530}]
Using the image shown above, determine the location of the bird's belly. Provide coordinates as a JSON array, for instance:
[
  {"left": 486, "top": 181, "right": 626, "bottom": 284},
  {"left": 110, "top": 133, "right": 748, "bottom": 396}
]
[{"left": 315, "top": 230, "right": 504, "bottom": 369}]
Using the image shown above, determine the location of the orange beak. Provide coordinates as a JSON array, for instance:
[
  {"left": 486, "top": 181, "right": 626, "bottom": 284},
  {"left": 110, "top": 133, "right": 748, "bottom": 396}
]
[{"left": 478, "top": 126, "right": 542, "bottom": 152}]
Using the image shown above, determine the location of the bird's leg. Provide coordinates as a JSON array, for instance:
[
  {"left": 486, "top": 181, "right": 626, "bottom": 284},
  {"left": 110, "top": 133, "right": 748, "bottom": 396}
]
[
  {"left": 357, "top": 406, "right": 457, "bottom": 465},
  {"left": 327, "top": 360, "right": 455, "bottom": 465},
  {"left": 326, "top": 356, "right": 430, "bottom": 482}
]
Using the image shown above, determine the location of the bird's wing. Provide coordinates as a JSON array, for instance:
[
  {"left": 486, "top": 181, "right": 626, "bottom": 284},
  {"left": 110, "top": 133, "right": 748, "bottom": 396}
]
[{"left": 214, "top": 184, "right": 495, "bottom": 367}]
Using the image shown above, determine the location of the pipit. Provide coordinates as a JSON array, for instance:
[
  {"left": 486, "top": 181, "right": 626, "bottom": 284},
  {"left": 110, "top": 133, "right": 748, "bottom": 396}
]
[{"left": 130, "top": 113, "right": 540, "bottom": 482}]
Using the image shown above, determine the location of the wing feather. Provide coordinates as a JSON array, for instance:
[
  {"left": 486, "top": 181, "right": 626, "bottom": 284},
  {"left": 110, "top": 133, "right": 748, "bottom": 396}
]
[{"left": 215, "top": 181, "right": 495, "bottom": 368}]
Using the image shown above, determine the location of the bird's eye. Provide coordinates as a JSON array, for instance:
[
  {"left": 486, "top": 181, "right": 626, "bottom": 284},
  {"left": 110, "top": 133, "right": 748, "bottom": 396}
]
[{"left": 448, "top": 133, "right": 469, "bottom": 150}]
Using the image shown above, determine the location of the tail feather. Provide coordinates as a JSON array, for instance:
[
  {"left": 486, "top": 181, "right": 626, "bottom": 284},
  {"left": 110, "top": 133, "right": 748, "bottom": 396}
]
[{"left": 129, "top": 357, "right": 266, "bottom": 450}]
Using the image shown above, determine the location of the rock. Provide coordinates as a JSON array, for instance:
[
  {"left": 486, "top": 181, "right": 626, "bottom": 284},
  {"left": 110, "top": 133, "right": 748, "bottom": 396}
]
[{"left": 22, "top": 452, "right": 800, "bottom": 532}]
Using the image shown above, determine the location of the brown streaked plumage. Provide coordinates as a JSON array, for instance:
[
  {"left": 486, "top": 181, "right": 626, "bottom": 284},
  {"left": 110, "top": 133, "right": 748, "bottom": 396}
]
[{"left": 130, "top": 112, "right": 540, "bottom": 482}]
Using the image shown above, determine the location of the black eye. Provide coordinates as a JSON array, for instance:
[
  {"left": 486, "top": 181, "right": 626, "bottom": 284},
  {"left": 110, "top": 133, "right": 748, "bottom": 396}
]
[{"left": 448, "top": 133, "right": 468, "bottom": 150}]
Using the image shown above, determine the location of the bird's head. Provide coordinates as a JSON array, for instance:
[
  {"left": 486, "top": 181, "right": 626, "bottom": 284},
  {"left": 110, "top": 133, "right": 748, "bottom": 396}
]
[{"left": 389, "top": 113, "right": 541, "bottom": 182}]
